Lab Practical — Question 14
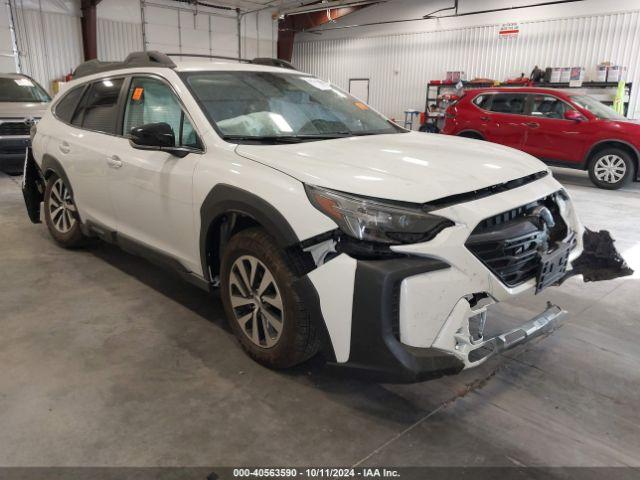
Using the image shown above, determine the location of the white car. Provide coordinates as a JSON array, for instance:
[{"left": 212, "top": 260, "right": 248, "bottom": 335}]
[{"left": 22, "top": 52, "right": 631, "bottom": 382}]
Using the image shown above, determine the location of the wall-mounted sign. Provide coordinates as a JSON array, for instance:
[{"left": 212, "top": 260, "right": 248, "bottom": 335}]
[{"left": 499, "top": 23, "right": 519, "bottom": 38}]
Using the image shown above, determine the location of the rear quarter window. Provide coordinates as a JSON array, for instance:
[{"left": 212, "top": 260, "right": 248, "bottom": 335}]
[
  {"left": 53, "top": 86, "right": 85, "bottom": 123},
  {"left": 72, "top": 78, "right": 125, "bottom": 134},
  {"left": 473, "top": 94, "right": 492, "bottom": 110}
]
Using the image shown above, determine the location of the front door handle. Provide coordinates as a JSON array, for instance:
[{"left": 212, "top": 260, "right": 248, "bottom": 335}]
[
  {"left": 524, "top": 121, "right": 540, "bottom": 128},
  {"left": 107, "top": 155, "right": 123, "bottom": 169},
  {"left": 480, "top": 116, "right": 490, "bottom": 121},
  {"left": 59, "top": 141, "right": 71, "bottom": 154}
]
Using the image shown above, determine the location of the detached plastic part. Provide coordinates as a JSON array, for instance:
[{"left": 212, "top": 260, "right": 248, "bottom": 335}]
[
  {"left": 22, "top": 148, "right": 44, "bottom": 224},
  {"left": 569, "top": 228, "right": 634, "bottom": 282}
]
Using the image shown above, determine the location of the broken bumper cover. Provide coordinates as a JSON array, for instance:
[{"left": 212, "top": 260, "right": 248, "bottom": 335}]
[
  {"left": 22, "top": 148, "right": 44, "bottom": 224},
  {"left": 566, "top": 228, "right": 634, "bottom": 282},
  {"left": 332, "top": 226, "right": 631, "bottom": 383},
  {"left": 334, "top": 257, "right": 566, "bottom": 383}
]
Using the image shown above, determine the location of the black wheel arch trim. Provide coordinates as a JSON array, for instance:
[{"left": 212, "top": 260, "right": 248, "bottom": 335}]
[
  {"left": 41, "top": 154, "right": 75, "bottom": 198},
  {"left": 457, "top": 129, "right": 485, "bottom": 139},
  {"left": 199, "top": 183, "right": 300, "bottom": 283}
]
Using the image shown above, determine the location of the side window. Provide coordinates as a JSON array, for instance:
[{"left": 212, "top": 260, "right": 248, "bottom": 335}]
[
  {"left": 489, "top": 94, "right": 526, "bottom": 115},
  {"left": 530, "top": 95, "right": 571, "bottom": 119},
  {"left": 473, "top": 94, "right": 492, "bottom": 110},
  {"left": 72, "top": 78, "right": 124, "bottom": 134},
  {"left": 123, "top": 77, "right": 201, "bottom": 149},
  {"left": 54, "top": 86, "right": 85, "bottom": 123}
]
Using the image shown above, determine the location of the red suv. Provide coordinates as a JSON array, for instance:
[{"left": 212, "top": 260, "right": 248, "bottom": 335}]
[{"left": 441, "top": 87, "right": 640, "bottom": 189}]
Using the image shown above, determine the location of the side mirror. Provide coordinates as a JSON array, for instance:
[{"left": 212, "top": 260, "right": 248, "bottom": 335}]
[
  {"left": 129, "top": 122, "right": 190, "bottom": 158},
  {"left": 564, "top": 110, "right": 586, "bottom": 122}
]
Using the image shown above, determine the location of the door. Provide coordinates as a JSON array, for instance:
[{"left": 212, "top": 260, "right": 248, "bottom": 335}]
[
  {"left": 521, "top": 94, "right": 586, "bottom": 165},
  {"left": 349, "top": 79, "right": 369, "bottom": 103},
  {"left": 481, "top": 93, "right": 528, "bottom": 150},
  {"left": 56, "top": 78, "right": 125, "bottom": 229},
  {"left": 107, "top": 75, "right": 204, "bottom": 273}
]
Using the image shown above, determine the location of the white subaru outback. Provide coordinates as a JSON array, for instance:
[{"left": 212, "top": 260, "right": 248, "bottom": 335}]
[{"left": 22, "top": 52, "right": 631, "bottom": 382}]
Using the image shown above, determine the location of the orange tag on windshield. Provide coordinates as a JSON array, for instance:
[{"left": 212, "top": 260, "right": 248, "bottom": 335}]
[
  {"left": 132, "top": 87, "right": 144, "bottom": 101},
  {"left": 354, "top": 102, "right": 369, "bottom": 110}
]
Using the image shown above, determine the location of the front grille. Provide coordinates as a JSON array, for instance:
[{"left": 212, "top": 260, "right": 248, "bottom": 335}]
[
  {"left": 0, "top": 121, "right": 30, "bottom": 136},
  {"left": 468, "top": 227, "right": 547, "bottom": 286},
  {"left": 466, "top": 195, "right": 568, "bottom": 287}
]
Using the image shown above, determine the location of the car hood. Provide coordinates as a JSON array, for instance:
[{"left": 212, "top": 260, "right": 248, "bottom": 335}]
[
  {"left": 0, "top": 102, "right": 49, "bottom": 119},
  {"left": 235, "top": 132, "right": 548, "bottom": 203}
]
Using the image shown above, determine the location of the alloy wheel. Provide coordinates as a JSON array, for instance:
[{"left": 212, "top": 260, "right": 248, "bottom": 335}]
[
  {"left": 228, "top": 255, "right": 284, "bottom": 348},
  {"left": 594, "top": 154, "right": 627, "bottom": 184},
  {"left": 48, "top": 178, "right": 77, "bottom": 234}
]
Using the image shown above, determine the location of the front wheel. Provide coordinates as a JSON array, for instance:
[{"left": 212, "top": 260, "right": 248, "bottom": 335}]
[
  {"left": 43, "top": 173, "right": 86, "bottom": 247},
  {"left": 588, "top": 148, "right": 635, "bottom": 190},
  {"left": 220, "top": 228, "right": 322, "bottom": 369}
]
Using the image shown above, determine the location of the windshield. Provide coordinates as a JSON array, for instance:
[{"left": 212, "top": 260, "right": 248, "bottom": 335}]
[
  {"left": 0, "top": 77, "right": 50, "bottom": 103},
  {"left": 570, "top": 94, "right": 626, "bottom": 120},
  {"left": 182, "top": 71, "right": 403, "bottom": 142}
]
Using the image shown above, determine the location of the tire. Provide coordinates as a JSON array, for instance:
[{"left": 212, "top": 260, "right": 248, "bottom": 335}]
[
  {"left": 43, "top": 173, "right": 86, "bottom": 248},
  {"left": 220, "top": 228, "right": 322, "bottom": 369},
  {"left": 587, "top": 148, "right": 635, "bottom": 190}
]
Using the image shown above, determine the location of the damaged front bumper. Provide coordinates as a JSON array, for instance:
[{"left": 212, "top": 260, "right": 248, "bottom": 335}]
[
  {"left": 317, "top": 227, "right": 632, "bottom": 383},
  {"left": 21, "top": 148, "right": 44, "bottom": 224}
]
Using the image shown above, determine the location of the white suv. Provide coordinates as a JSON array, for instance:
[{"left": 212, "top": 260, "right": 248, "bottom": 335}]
[{"left": 22, "top": 52, "right": 631, "bottom": 382}]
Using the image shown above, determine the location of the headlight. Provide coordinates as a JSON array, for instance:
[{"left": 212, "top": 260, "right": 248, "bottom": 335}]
[{"left": 305, "top": 185, "right": 454, "bottom": 244}]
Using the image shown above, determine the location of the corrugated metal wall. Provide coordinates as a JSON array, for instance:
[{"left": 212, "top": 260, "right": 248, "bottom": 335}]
[
  {"left": 97, "top": 18, "right": 143, "bottom": 62},
  {"left": 11, "top": 5, "right": 82, "bottom": 93},
  {"left": 142, "top": 2, "right": 239, "bottom": 60},
  {"left": 293, "top": 10, "right": 640, "bottom": 120},
  {"left": 1, "top": 1, "right": 18, "bottom": 72},
  {"left": 240, "top": 10, "right": 276, "bottom": 59}
]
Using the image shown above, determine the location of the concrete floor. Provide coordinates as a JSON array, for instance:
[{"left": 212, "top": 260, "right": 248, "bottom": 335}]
[{"left": 0, "top": 168, "right": 639, "bottom": 467}]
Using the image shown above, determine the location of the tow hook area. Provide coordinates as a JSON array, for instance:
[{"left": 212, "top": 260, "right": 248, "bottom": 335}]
[
  {"left": 567, "top": 229, "right": 634, "bottom": 282},
  {"left": 445, "top": 301, "right": 566, "bottom": 367}
]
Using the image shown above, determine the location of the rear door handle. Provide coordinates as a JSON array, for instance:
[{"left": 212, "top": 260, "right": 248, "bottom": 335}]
[
  {"left": 524, "top": 122, "right": 540, "bottom": 128},
  {"left": 479, "top": 116, "right": 490, "bottom": 121},
  {"left": 107, "top": 155, "right": 123, "bottom": 169},
  {"left": 59, "top": 141, "right": 71, "bottom": 154}
]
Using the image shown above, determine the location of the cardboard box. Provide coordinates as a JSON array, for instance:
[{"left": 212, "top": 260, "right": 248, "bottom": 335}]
[
  {"left": 550, "top": 68, "right": 562, "bottom": 83},
  {"left": 607, "top": 65, "right": 627, "bottom": 82}
]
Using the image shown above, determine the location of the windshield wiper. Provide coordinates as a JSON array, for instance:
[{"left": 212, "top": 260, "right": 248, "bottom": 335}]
[{"left": 224, "top": 133, "right": 352, "bottom": 144}]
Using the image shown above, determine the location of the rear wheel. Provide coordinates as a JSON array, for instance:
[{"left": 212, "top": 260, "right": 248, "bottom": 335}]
[
  {"left": 43, "top": 173, "right": 86, "bottom": 247},
  {"left": 588, "top": 148, "right": 635, "bottom": 190},
  {"left": 220, "top": 228, "right": 321, "bottom": 369}
]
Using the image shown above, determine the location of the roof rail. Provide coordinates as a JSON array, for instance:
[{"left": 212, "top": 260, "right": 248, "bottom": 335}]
[
  {"left": 165, "top": 52, "right": 252, "bottom": 63},
  {"left": 71, "top": 51, "right": 298, "bottom": 79},
  {"left": 72, "top": 51, "right": 177, "bottom": 79},
  {"left": 251, "top": 57, "right": 296, "bottom": 70},
  {"left": 165, "top": 53, "right": 297, "bottom": 70}
]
